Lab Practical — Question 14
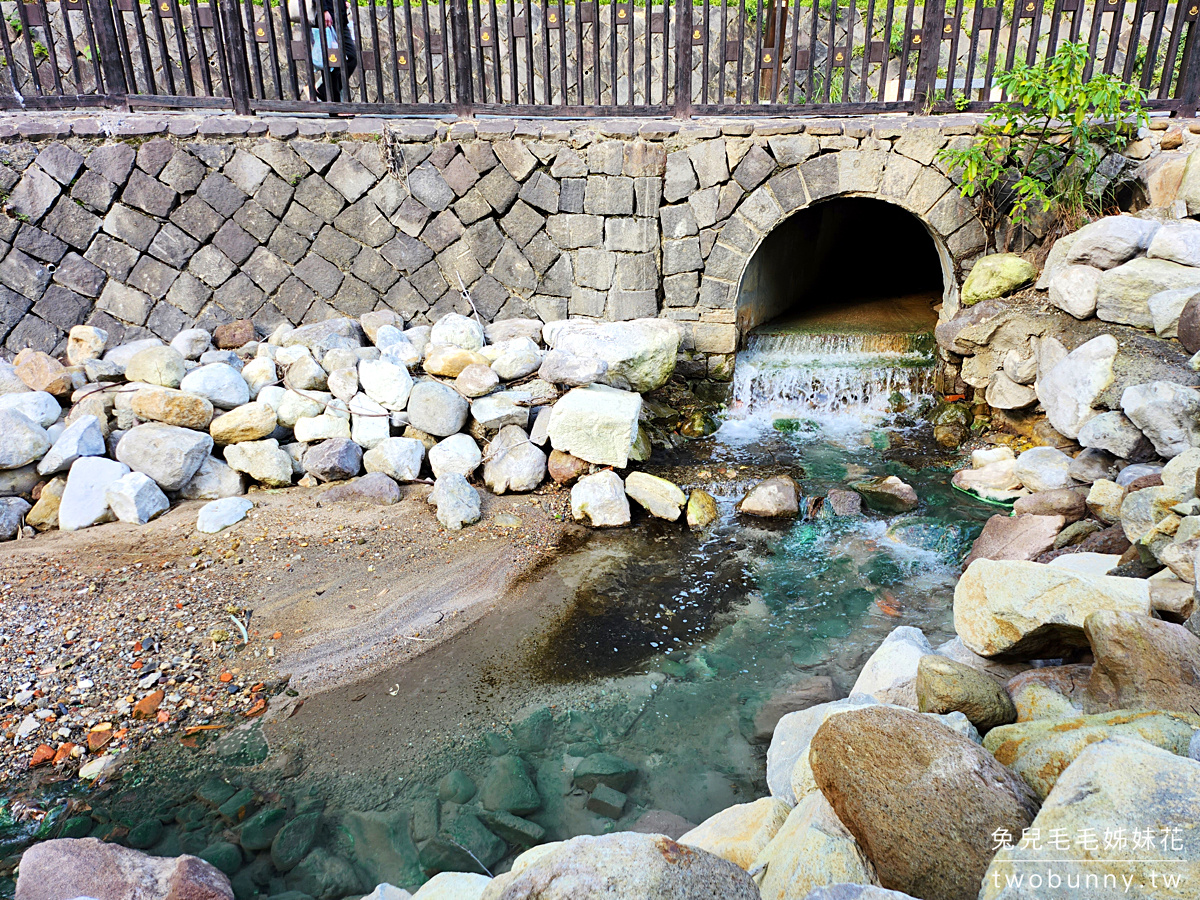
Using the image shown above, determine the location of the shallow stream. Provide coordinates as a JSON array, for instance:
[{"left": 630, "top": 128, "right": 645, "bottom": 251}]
[{"left": 0, "top": 297, "right": 996, "bottom": 897}]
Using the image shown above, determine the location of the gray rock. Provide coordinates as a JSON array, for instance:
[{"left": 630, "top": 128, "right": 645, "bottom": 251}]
[
  {"left": 1076, "top": 411, "right": 1151, "bottom": 460},
  {"left": 180, "top": 455, "right": 246, "bottom": 500},
  {"left": 37, "top": 414, "right": 104, "bottom": 475},
  {"left": 180, "top": 364, "right": 250, "bottom": 410},
  {"left": 547, "top": 384, "right": 641, "bottom": 468},
  {"left": 483, "top": 425, "right": 547, "bottom": 494},
  {"left": 1148, "top": 286, "right": 1200, "bottom": 338},
  {"left": 0, "top": 391, "right": 62, "bottom": 427},
  {"left": 429, "top": 473, "right": 481, "bottom": 530},
  {"left": 303, "top": 438, "right": 362, "bottom": 482},
  {"left": 1014, "top": 446, "right": 1074, "bottom": 492},
  {"left": 0, "top": 410, "right": 51, "bottom": 470},
  {"left": 408, "top": 381, "right": 469, "bottom": 437},
  {"left": 1047, "top": 264, "right": 1100, "bottom": 319},
  {"left": 1066, "top": 215, "right": 1160, "bottom": 269},
  {"left": 1035, "top": 334, "right": 1118, "bottom": 439},
  {"left": 197, "top": 497, "right": 254, "bottom": 533},
  {"left": 103, "top": 338, "right": 163, "bottom": 368},
  {"left": 538, "top": 349, "right": 607, "bottom": 386},
  {"left": 358, "top": 359, "right": 413, "bottom": 411},
  {"left": 429, "top": 433, "right": 482, "bottom": 479},
  {"left": 1096, "top": 257, "right": 1200, "bottom": 328},
  {"left": 363, "top": 437, "right": 426, "bottom": 481},
  {"left": 170, "top": 328, "right": 212, "bottom": 360},
  {"left": 491, "top": 347, "right": 542, "bottom": 381},
  {"left": 323, "top": 472, "right": 402, "bottom": 505},
  {"left": 59, "top": 456, "right": 130, "bottom": 531},
  {"left": 115, "top": 423, "right": 213, "bottom": 491},
  {"left": 543, "top": 318, "right": 680, "bottom": 392},
  {"left": 1121, "top": 381, "right": 1200, "bottom": 458},
  {"left": 472, "top": 391, "right": 531, "bottom": 431},
  {"left": 455, "top": 363, "right": 499, "bottom": 398},
  {"left": 430, "top": 312, "right": 485, "bottom": 350},
  {"left": 850, "top": 626, "right": 933, "bottom": 709},
  {"left": 105, "top": 472, "right": 170, "bottom": 525},
  {"left": 124, "top": 345, "right": 186, "bottom": 388},
  {"left": 1146, "top": 217, "right": 1200, "bottom": 266},
  {"left": 0, "top": 498, "right": 31, "bottom": 541},
  {"left": 740, "top": 476, "right": 800, "bottom": 517}
]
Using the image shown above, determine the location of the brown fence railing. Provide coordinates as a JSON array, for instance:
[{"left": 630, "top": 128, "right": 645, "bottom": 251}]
[{"left": 1, "top": 0, "right": 1198, "bottom": 115}]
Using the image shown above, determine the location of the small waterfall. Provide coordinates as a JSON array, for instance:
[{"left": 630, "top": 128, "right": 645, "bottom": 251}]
[{"left": 726, "top": 330, "right": 935, "bottom": 429}]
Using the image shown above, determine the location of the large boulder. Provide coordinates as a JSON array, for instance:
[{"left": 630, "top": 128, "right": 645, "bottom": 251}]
[
  {"left": 849, "top": 626, "right": 931, "bottom": 709},
  {"left": 960, "top": 254, "right": 1038, "bottom": 305},
  {"left": 105, "top": 472, "right": 170, "bottom": 525},
  {"left": 1077, "top": 410, "right": 1152, "bottom": 459},
  {"left": 483, "top": 426, "right": 547, "bottom": 494},
  {"left": 224, "top": 439, "right": 294, "bottom": 487},
  {"left": 915, "top": 654, "right": 1016, "bottom": 730},
  {"left": 1066, "top": 215, "right": 1160, "bottom": 269},
  {"left": 1084, "top": 611, "right": 1200, "bottom": 715},
  {"left": 124, "top": 345, "right": 186, "bottom": 388},
  {"left": 478, "top": 832, "right": 760, "bottom": 899},
  {"left": 115, "top": 423, "right": 213, "bottom": 491},
  {"left": 547, "top": 385, "right": 642, "bottom": 468},
  {"left": 0, "top": 391, "right": 61, "bottom": 427},
  {"left": 364, "top": 437, "right": 426, "bottom": 482},
  {"left": 303, "top": 438, "right": 363, "bottom": 482},
  {"left": 953, "top": 559, "right": 1151, "bottom": 660},
  {"left": 131, "top": 387, "right": 215, "bottom": 430},
  {"left": 181, "top": 456, "right": 246, "bottom": 500},
  {"left": 1121, "top": 381, "right": 1200, "bottom": 459},
  {"left": 359, "top": 359, "right": 414, "bottom": 412},
  {"left": 0, "top": 409, "right": 50, "bottom": 470},
  {"left": 1047, "top": 264, "right": 1100, "bottom": 318},
  {"left": 984, "top": 709, "right": 1200, "bottom": 800},
  {"left": 980, "top": 740, "right": 1200, "bottom": 899},
  {"left": 678, "top": 797, "right": 790, "bottom": 870},
  {"left": 751, "top": 792, "right": 878, "bottom": 900},
  {"left": 1096, "top": 256, "right": 1200, "bottom": 328},
  {"left": 766, "top": 696, "right": 878, "bottom": 805},
  {"left": 570, "top": 470, "right": 630, "bottom": 527},
  {"left": 1034, "top": 334, "right": 1117, "bottom": 439},
  {"left": 809, "top": 705, "right": 1039, "bottom": 900},
  {"left": 180, "top": 364, "right": 250, "bottom": 409},
  {"left": 57, "top": 457, "right": 130, "bottom": 531},
  {"left": 543, "top": 319, "right": 681, "bottom": 392},
  {"left": 14, "top": 837, "right": 233, "bottom": 900}
]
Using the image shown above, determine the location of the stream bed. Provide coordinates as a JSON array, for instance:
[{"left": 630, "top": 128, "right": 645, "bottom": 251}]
[{"left": 0, "top": 299, "right": 995, "bottom": 897}]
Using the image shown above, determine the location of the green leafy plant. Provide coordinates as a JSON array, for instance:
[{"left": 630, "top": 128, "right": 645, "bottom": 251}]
[{"left": 937, "top": 41, "right": 1148, "bottom": 234}]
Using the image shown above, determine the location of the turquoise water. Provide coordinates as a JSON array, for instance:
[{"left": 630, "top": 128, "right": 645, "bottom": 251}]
[{"left": 0, "top": 328, "right": 994, "bottom": 897}]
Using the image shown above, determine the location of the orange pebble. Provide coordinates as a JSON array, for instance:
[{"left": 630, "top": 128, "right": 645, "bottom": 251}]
[{"left": 219, "top": 672, "right": 233, "bottom": 683}]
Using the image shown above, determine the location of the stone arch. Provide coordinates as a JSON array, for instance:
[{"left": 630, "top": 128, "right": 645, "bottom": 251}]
[{"left": 696, "top": 148, "right": 984, "bottom": 342}]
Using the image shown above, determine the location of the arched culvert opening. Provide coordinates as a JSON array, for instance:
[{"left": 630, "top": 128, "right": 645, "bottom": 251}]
[{"left": 735, "top": 197, "right": 948, "bottom": 338}]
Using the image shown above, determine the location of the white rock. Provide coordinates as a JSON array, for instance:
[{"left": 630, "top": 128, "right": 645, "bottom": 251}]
[
  {"left": 986, "top": 371, "right": 1037, "bottom": 410},
  {"left": 538, "top": 349, "right": 608, "bottom": 386},
  {"left": 200, "top": 348, "right": 242, "bottom": 369},
  {"left": 180, "top": 364, "right": 250, "bottom": 410},
  {"left": 359, "top": 359, "right": 414, "bottom": 412},
  {"left": 543, "top": 318, "right": 681, "bottom": 392},
  {"left": 1148, "top": 286, "right": 1200, "bottom": 338},
  {"left": 364, "top": 437, "right": 426, "bottom": 482},
  {"left": 277, "top": 390, "right": 327, "bottom": 427},
  {"left": 548, "top": 385, "right": 642, "bottom": 468},
  {"left": 240, "top": 357, "right": 277, "bottom": 399},
  {"left": 1034, "top": 334, "right": 1118, "bottom": 439},
  {"left": 0, "top": 362, "right": 29, "bottom": 395},
  {"left": 0, "top": 409, "right": 51, "bottom": 470},
  {"left": 624, "top": 472, "right": 687, "bottom": 521},
  {"left": 105, "top": 472, "right": 169, "bottom": 525},
  {"left": 223, "top": 439, "right": 294, "bottom": 487},
  {"left": 327, "top": 367, "right": 359, "bottom": 404},
  {"left": 170, "top": 328, "right": 212, "bottom": 360},
  {"left": 1014, "top": 446, "right": 1075, "bottom": 492},
  {"left": 115, "top": 423, "right": 213, "bottom": 491},
  {"left": 571, "top": 470, "right": 631, "bottom": 527},
  {"left": 410, "top": 873, "right": 488, "bottom": 899},
  {"left": 428, "top": 433, "right": 482, "bottom": 479},
  {"left": 287, "top": 354, "right": 328, "bottom": 391},
  {"left": 428, "top": 473, "right": 481, "bottom": 530},
  {"left": 276, "top": 345, "right": 311, "bottom": 367},
  {"left": 1047, "top": 265, "right": 1101, "bottom": 319},
  {"left": 103, "top": 338, "right": 163, "bottom": 367},
  {"left": 849, "top": 626, "right": 933, "bottom": 709},
  {"left": 349, "top": 392, "right": 390, "bottom": 449},
  {"left": 180, "top": 455, "right": 246, "bottom": 500},
  {"left": 1076, "top": 411, "right": 1149, "bottom": 459},
  {"left": 483, "top": 425, "right": 547, "bottom": 494},
  {"left": 0, "top": 391, "right": 61, "bottom": 428},
  {"left": 1121, "top": 381, "right": 1200, "bottom": 458},
  {"left": 59, "top": 456, "right": 130, "bottom": 531},
  {"left": 1146, "top": 218, "right": 1200, "bottom": 266},
  {"left": 1066, "top": 215, "right": 1160, "bottom": 269},
  {"left": 471, "top": 390, "right": 531, "bottom": 431},
  {"left": 1046, "top": 553, "right": 1123, "bottom": 577},
  {"left": 66, "top": 325, "right": 108, "bottom": 366},
  {"left": 430, "top": 313, "right": 485, "bottom": 351},
  {"left": 376, "top": 326, "right": 421, "bottom": 368},
  {"left": 294, "top": 414, "right": 352, "bottom": 442},
  {"left": 529, "top": 406, "right": 551, "bottom": 446},
  {"left": 197, "top": 497, "right": 254, "bottom": 533},
  {"left": 972, "top": 446, "right": 1015, "bottom": 467},
  {"left": 256, "top": 384, "right": 286, "bottom": 411},
  {"left": 37, "top": 414, "right": 105, "bottom": 475}
]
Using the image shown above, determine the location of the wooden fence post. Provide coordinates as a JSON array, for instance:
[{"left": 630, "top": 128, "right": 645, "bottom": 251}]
[
  {"left": 87, "top": 0, "right": 128, "bottom": 101},
  {"left": 674, "top": 0, "right": 693, "bottom": 117},
  {"left": 1177, "top": 16, "right": 1200, "bottom": 117},
  {"left": 912, "top": 0, "right": 946, "bottom": 113},
  {"left": 216, "top": 0, "right": 251, "bottom": 114},
  {"left": 449, "top": 0, "right": 474, "bottom": 114}
]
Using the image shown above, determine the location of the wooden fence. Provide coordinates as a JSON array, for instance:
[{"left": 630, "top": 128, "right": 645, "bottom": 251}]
[{"left": 1, "top": 0, "right": 1199, "bottom": 115}]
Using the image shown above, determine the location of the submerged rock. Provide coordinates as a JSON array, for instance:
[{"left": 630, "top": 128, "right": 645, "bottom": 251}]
[
  {"left": 848, "top": 475, "right": 918, "bottom": 513},
  {"left": 686, "top": 489, "right": 719, "bottom": 528}
]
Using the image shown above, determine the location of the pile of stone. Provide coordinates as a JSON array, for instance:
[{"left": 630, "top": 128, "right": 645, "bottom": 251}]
[{"left": 0, "top": 310, "right": 707, "bottom": 537}]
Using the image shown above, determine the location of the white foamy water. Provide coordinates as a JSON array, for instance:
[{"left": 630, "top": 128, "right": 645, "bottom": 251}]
[{"left": 721, "top": 330, "right": 935, "bottom": 444}]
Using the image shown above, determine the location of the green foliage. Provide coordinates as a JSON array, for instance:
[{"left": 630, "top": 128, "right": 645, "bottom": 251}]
[
  {"left": 6, "top": 13, "right": 21, "bottom": 37},
  {"left": 937, "top": 41, "right": 1148, "bottom": 230}
]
